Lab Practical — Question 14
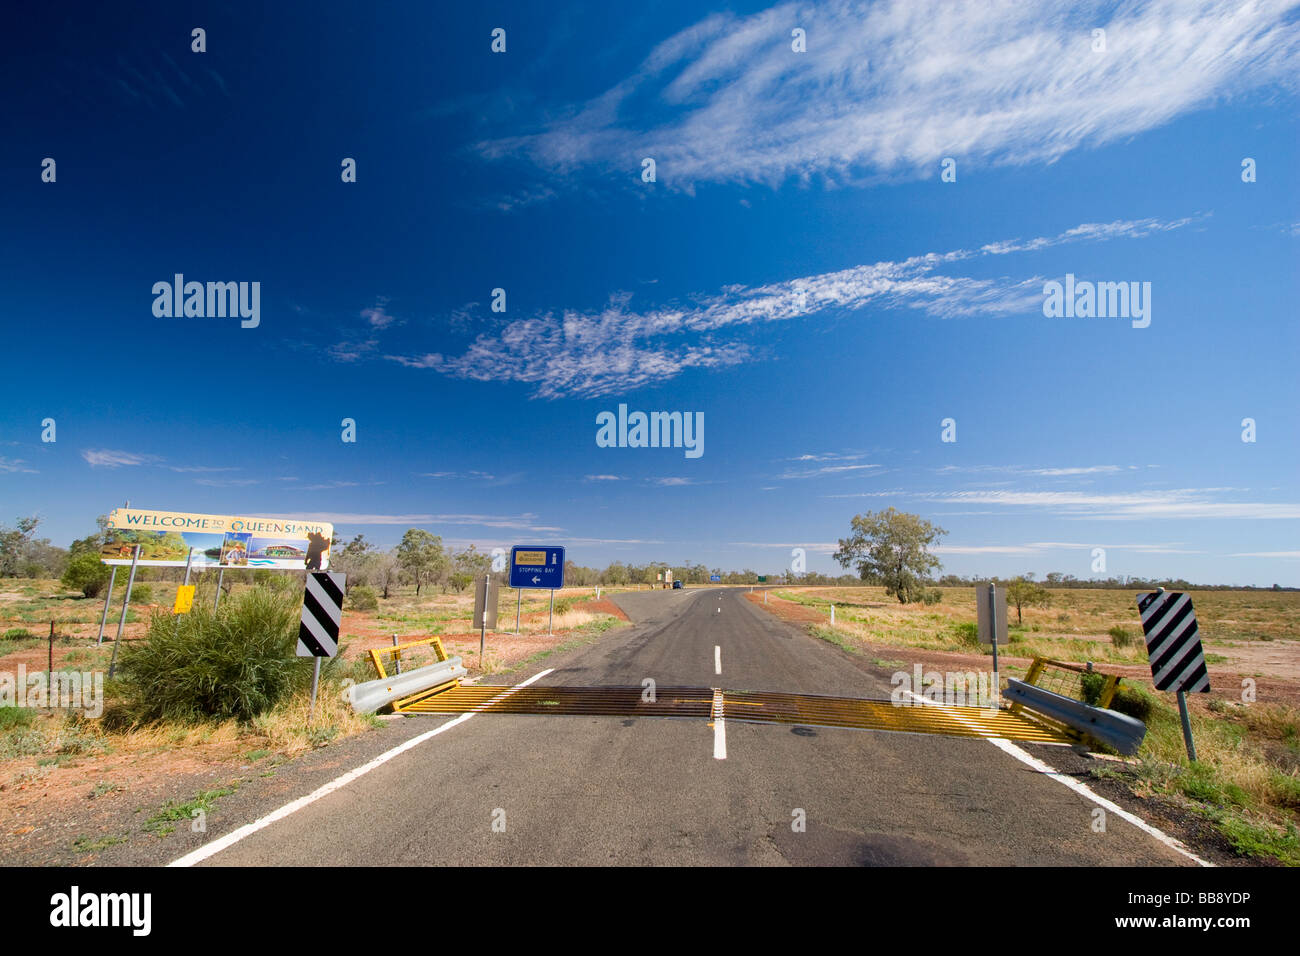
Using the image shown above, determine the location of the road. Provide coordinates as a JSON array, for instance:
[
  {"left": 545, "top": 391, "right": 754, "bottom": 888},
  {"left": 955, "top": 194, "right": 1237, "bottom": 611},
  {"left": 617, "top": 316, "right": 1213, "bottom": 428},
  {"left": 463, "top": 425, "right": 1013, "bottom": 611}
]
[{"left": 183, "top": 588, "right": 1198, "bottom": 866}]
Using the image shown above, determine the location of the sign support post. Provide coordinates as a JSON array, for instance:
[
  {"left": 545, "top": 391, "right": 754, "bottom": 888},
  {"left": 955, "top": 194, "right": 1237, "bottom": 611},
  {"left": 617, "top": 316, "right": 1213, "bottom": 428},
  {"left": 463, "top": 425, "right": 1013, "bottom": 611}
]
[
  {"left": 214, "top": 567, "right": 224, "bottom": 610},
  {"left": 308, "top": 657, "right": 322, "bottom": 724},
  {"left": 987, "top": 583, "right": 1000, "bottom": 704},
  {"left": 1177, "top": 690, "right": 1197, "bottom": 762},
  {"left": 108, "top": 545, "right": 140, "bottom": 679},
  {"left": 515, "top": 589, "right": 521, "bottom": 634},
  {"left": 548, "top": 590, "right": 554, "bottom": 635},
  {"left": 96, "top": 566, "right": 117, "bottom": 645}
]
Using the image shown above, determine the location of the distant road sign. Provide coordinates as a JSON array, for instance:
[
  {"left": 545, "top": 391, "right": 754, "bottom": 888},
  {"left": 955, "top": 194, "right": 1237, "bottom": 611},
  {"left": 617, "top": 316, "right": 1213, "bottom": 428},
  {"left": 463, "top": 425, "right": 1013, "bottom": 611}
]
[
  {"left": 298, "top": 571, "right": 345, "bottom": 657},
  {"left": 1137, "top": 591, "right": 1210, "bottom": 693},
  {"left": 710, "top": 575, "right": 721, "bottom": 582},
  {"left": 509, "top": 546, "right": 565, "bottom": 590},
  {"left": 757, "top": 576, "right": 767, "bottom": 583}
]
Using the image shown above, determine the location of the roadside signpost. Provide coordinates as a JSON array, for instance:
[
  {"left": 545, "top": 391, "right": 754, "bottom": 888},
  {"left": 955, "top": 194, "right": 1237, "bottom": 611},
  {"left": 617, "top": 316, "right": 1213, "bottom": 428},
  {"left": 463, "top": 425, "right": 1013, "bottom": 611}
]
[
  {"left": 298, "top": 571, "right": 345, "bottom": 723},
  {"left": 509, "top": 545, "right": 565, "bottom": 634},
  {"left": 474, "top": 574, "right": 500, "bottom": 663},
  {"left": 106, "top": 545, "right": 141, "bottom": 679},
  {"left": 1137, "top": 589, "right": 1210, "bottom": 761},
  {"left": 976, "top": 584, "right": 1007, "bottom": 702}
]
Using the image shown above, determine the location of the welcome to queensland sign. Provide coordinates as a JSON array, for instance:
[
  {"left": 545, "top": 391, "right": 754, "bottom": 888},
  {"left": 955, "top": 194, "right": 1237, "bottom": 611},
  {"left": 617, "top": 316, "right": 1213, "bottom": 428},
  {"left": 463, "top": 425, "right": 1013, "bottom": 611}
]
[{"left": 102, "top": 508, "right": 334, "bottom": 571}]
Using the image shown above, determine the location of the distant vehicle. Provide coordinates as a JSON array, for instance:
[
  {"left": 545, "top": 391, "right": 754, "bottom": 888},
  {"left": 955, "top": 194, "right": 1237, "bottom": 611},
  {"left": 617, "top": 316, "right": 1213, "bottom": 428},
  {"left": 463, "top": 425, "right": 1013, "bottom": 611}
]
[{"left": 672, "top": 580, "right": 684, "bottom": 589}]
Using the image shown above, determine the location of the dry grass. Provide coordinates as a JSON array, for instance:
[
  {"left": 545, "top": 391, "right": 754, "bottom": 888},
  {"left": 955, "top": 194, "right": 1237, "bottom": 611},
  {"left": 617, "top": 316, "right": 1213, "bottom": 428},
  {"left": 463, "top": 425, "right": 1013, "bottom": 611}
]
[{"left": 776, "top": 585, "right": 1300, "bottom": 664}]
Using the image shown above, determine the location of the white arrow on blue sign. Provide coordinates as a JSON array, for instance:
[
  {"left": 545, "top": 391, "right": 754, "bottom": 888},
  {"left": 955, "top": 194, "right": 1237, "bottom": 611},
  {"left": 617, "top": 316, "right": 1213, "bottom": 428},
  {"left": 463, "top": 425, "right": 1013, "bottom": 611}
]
[{"left": 509, "top": 545, "right": 566, "bottom": 590}]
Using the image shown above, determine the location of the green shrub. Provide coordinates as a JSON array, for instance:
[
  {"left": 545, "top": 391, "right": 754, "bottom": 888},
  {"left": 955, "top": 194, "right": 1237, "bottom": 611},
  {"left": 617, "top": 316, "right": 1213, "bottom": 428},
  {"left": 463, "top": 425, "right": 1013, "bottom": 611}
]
[
  {"left": 920, "top": 588, "right": 942, "bottom": 605},
  {"left": 1108, "top": 625, "right": 1137, "bottom": 648},
  {"left": 553, "top": 597, "right": 575, "bottom": 614},
  {"left": 62, "top": 552, "right": 110, "bottom": 598},
  {"left": 2, "top": 628, "right": 34, "bottom": 641},
  {"left": 0, "top": 707, "right": 37, "bottom": 731},
  {"left": 115, "top": 586, "right": 330, "bottom": 723},
  {"left": 1110, "top": 683, "right": 1156, "bottom": 723},
  {"left": 347, "top": 585, "right": 379, "bottom": 611},
  {"left": 1079, "top": 671, "right": 1107, "bottom": 705},
  {"left": 953, "top": 621, "right": 980, "bottom": 648},
  {"left": 128, "top": 583, "right": 154, "bottom": 604}
]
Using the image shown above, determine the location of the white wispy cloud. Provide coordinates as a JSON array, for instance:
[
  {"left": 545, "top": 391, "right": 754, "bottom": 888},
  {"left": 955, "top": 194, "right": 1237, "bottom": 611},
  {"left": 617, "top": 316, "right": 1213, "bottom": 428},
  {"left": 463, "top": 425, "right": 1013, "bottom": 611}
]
[
  {"left": 584, "top": 474, "right": 625, "bottom": 481},
  {"left": 829, "top": 487, "right": 1300, "bottom": 521},
  {"left": 195, "top": 477, "right": 262, "bottom": 487},
  {"left": 935, "top": 463, "right": 1151, "bottom": 477},
  {"left": 362, "top": 300, "right": 401, "bottom": 331},
  {"left": 938, "top": 541, "right": 1204, "bottom": 555},
  {"left": 0, "top": 457, "right": 37, "bottom": 474},
  {"left": 419, "top": 471, "right": 496, "bottom": 480},
  {"left": 378, "top": 215, "right": 1195, "bottom": 397},
  {"left": 788, "top": 452, "right": 866, "bottom": 462},
  {"left": 476, "top": 1, "right": 1300, "bottom": 190},
  {"left": 778, "top": 463, "right": 880, "bottom": 480},
  {"left": 81, "top": 449, "right": 161, "bottom": 467},
  {"left": 294, "top": 512, "right": 565, "bottom": 531}
]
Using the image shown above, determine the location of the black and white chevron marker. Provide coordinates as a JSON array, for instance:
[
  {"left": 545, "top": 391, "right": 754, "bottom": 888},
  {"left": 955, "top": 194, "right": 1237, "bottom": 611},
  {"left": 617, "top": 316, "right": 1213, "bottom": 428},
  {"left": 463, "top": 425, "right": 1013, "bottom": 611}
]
[
  {"left": 1136, "top": 590, "right": 1210, "bottom": 693},
  {"left": 298, "top": 571, "right": 345, "bottom": 658}
]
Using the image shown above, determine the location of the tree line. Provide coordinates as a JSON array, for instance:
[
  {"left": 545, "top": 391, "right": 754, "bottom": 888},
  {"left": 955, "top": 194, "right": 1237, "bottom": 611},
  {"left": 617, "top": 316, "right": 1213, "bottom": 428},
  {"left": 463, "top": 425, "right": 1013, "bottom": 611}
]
[{"left": 2, "top": 511, "right": 1292, "bottom": 599}]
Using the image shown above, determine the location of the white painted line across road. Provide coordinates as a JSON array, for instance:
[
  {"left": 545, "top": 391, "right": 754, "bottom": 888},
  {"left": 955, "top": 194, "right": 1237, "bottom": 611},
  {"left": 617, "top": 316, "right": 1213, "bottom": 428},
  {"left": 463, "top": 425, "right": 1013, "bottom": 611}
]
[
  {"left": 714, "top": 645, "right": 721, "bottom": 675},
  {"left": 168, "top": 667, "right": 557, "bottom": 867}
]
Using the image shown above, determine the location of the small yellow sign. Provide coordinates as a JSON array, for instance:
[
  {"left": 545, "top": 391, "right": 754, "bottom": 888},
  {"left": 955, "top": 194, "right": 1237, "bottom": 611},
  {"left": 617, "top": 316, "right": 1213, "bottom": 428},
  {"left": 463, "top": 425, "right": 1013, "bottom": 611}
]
[
  {"left": 514, "top": 550, "right": 546, "bottom": 565},
  {"left": 173, "top": 585, "right": 196, "bottom": 614}
]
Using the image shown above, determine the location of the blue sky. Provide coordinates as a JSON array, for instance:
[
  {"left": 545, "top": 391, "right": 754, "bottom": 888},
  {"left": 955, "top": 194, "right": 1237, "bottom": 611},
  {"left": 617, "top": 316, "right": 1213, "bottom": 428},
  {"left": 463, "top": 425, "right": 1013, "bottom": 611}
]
[{"left": 1, "top": 1, "right": 1297, "bottom": 584}]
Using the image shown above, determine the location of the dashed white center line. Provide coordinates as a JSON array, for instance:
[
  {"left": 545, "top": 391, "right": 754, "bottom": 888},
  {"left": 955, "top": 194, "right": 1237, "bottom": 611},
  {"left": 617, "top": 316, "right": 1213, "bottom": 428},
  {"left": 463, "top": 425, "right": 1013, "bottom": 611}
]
[{"left": 714, "top": 645, "right": 722, "bottom": 675}]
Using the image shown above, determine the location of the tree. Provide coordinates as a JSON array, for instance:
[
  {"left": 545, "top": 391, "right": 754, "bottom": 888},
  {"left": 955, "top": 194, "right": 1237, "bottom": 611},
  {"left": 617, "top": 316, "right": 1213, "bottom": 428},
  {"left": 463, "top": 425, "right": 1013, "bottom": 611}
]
[
  {"left": 833, "top": 508, "right": 946, "bottom": 603},
  {"left": 395, "top": 529, "right": 446, "bottom": 596},
  {"left": 450, "top": 546, "right": 491, "bottom": 592},
  {"left": 0, "top": 516, "right": 41, "bottom": 577},
  {"left": 62, "top": 551, "right": 110, "bottom": 597},
  {"left": 1006, "top": 575, "right": 1051, "bottom": 624},
  {"left": 371, "top": 551, "right": 403, "bottom": 599}
]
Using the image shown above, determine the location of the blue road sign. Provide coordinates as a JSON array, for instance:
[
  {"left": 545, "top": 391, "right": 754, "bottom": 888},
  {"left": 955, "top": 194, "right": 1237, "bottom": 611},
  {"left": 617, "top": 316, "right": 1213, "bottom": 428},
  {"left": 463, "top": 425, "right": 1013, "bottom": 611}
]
[
  {"left": 509, "top": 545, "right": 566, "bottom": 590},
  {"left": 710, "top": 575, "right": 721, "bottom": 582}
]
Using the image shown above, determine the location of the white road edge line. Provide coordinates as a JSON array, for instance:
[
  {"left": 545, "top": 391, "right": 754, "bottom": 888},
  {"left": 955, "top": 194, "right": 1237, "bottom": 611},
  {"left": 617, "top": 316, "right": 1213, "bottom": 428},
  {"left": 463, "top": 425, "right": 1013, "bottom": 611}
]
[
  {"left": 901, "top": 688, "right": 1211, "bottom": 867},
  {"left": 714, "top": 645, "right": 722, "bottom": 675},
  {"left": 168, "top": 667, "right": 557, "bottom": 868}
]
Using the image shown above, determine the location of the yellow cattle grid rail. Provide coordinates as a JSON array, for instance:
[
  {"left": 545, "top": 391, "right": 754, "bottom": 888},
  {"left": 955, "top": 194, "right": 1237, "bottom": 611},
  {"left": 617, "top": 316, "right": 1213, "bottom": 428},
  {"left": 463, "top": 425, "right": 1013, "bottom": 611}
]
[
  {"left": 368, "top": 636, "right": 449, "bottom": 680},
  {"left": 399, "top": 684, "right": 1073, "bottom": 744},
  {"left": 399, "top": 685, "right": 714, "bottom": 719}
]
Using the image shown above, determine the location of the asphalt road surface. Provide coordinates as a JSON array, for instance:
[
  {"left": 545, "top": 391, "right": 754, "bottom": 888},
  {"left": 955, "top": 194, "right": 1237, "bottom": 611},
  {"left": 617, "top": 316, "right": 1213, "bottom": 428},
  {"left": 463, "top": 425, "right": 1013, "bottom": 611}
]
[{"left": 183, "top": 588, "right": 1197, "bottom": 866}]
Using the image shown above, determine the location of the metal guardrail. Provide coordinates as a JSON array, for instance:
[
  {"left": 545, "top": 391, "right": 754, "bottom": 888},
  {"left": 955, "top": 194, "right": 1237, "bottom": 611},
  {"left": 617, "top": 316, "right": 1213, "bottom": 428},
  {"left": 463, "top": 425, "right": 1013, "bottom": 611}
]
[{"left": 1004, "top": 679, "right": 1147, "bottom": 755}]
